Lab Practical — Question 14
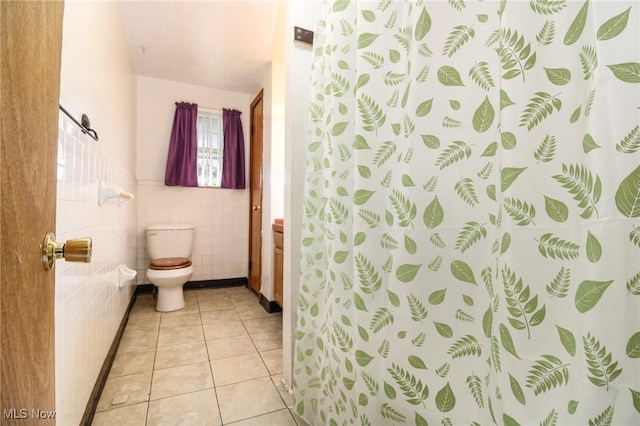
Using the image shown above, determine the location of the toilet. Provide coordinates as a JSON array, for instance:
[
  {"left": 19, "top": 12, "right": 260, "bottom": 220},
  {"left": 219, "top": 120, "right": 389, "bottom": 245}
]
[{"left": 145, "top": 224, "right": 195, "bottom": 312}]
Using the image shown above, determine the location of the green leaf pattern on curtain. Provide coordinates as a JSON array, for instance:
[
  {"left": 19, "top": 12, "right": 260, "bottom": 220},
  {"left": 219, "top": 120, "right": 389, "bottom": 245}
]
[{"left": 294, "top": 1, "right": 640, "bottom": 424}]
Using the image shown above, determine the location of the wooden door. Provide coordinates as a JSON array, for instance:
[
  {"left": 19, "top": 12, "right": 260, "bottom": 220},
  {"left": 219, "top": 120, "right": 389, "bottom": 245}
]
[
  {"left": 248, "top": 90, "right": 264, "bottom": 294},
  {"left": 1, "top": 1, "right": 63, "bottom": 421}
]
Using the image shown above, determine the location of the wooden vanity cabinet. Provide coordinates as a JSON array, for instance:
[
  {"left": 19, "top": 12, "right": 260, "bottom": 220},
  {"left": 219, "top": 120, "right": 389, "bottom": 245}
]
[{"left": 273, "top": 221, "right": 284, "bottom": 307}]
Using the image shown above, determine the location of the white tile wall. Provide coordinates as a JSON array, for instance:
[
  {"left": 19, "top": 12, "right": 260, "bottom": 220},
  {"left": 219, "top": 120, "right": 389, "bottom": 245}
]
[
  {"left": 136, "top": 181, "right": 249, "bottom": 285},
  {"left": 55, "top": 114, "right": 137, "bottom": 425}
]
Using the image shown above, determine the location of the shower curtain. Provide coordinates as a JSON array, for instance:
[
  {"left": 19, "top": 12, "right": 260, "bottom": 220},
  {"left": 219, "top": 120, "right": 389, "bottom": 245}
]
[{"left": 293, "top": 0, "right": 640, "bottom": 425}]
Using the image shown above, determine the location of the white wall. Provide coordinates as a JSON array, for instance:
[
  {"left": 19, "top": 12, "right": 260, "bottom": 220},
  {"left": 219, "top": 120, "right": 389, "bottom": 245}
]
[
  {"left": 256, "top": 58, "right": 286, "bottom": 304},
  {"left": 271, "top": 61, "right": 286, "bottom": 221},
  {"left": 259, "top": 68, "right": 276, "bottom": 301},
  {"left": 135, "top": 76, "right": 250, "bottom": 284},
  {"left": 56, "top": 1, "right": 137, "bottom": 424},
  {"left": 254, "top": 1, "right": 286, "bottom": 305},
  {"left": 270, "top": 0, "right": 286, "bottom": 222},
  {"left": 283, "top": 0, "right": 321, "bottom": 389}
]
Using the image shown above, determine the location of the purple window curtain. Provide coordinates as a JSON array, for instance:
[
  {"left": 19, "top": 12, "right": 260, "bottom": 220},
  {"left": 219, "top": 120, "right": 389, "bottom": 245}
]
[
  {"left": 221, "top": 108, "right": 246, "bottom": 189},
  {"left": 165, "top": 102, "right": 198, "bottom": 187}
]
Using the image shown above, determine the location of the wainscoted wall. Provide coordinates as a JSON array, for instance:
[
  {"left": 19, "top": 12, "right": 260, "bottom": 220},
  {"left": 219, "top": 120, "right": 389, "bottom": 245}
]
[
  {"left": 135, "top": 76, "right": 250, "bottom": 285},
  {"left": 55, "top": 116, "right": 137, "bottom": 424},
  {"left": 136, "top": 183, "right": 248, "bottom": 284},
  {"left": 56, "top": 1, "right": 137, "bottom": 424}
]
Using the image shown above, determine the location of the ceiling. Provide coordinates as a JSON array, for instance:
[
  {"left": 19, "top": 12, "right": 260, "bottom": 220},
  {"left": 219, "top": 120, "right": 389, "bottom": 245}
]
[{"left": 120, "top": 1, "right": 285, "bottom": 95}]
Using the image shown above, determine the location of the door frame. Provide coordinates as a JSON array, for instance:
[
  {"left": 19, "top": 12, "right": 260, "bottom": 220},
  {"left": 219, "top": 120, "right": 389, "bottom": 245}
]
[{"left": 248, "top": 90, "right": 264, "bottom": 294}]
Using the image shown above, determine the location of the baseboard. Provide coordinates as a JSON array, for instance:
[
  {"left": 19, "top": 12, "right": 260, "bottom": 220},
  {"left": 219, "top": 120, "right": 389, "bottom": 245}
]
[
  {"left": 80, "top": 292, "right": 137, "bottom": 426},
  {"left": 135, "top": 277, "right": 248, "bottom": 295},
  {"left": 185, "top": 277, "right": 248, "bottom": 290},
  {"left": 259, "top": 293, "right": 283, "bottom": 313},
  {"left": 135, "top": 283, "right": 155, "bottom": 294}
]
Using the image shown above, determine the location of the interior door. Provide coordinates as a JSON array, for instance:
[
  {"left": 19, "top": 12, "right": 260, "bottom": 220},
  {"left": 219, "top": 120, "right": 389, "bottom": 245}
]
[
  {"left": 248, "top": 90, "right": 264, "bottom": 294},
  {"left": 1, "top": 0, "right": 63, "bottom": 419}
]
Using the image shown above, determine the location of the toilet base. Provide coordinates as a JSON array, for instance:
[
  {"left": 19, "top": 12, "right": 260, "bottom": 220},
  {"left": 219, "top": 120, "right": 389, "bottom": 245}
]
[{"left": 155, "top": 286, "right": 185, "bottom": 312}]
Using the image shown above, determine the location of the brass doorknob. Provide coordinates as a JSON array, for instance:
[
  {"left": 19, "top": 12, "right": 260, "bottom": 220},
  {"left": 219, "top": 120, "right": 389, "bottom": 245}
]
[
  {"left": 42, "top": 232, "right": 92, "bottom": 271},
  {"left": 253, "top": 205, "right": 262, "bottom": 211}
]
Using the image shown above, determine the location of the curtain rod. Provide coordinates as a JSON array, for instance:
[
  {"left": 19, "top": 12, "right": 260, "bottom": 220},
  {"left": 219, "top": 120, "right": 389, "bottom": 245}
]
[
  {"left": 59, "top": 105, "right": 99, "bottom": 141},
  {"left": 199, "top": 106, "right": 223, "bottom": 115}
]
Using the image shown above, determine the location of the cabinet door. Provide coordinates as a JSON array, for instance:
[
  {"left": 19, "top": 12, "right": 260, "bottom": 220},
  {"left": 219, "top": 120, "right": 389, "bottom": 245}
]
[{"left": 274, "top": 245, "right": 283, "bottom": 307}]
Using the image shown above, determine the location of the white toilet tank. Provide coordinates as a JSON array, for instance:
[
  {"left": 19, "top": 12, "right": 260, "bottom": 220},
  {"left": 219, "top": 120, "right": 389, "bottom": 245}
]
[{"left": 146, "top": 224, "right": 195, "bottom": 260}]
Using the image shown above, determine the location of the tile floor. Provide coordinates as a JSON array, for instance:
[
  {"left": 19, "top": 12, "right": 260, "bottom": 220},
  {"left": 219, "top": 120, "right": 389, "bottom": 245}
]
[{"left": 92, "top": 286, "right": 305, "bottom": 426}]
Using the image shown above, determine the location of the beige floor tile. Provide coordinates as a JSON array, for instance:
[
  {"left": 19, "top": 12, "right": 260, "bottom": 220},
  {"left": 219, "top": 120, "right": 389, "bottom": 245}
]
[
  {"left": 128, "top": 307, "right": 162, "bottom": 321},
  {"left": 198, "top": 299, "right": 235, "bottom": 312},
  {"left": 196, "top": 288, "right": 231, "bottom": 302},
  {"left": 154, "top": 341, "right": 208, "bottom": 370},
  {"left": 108, "top": 284, "right": 290, "bottom": 424},
  {"left": 243, "top": 316, "right": 282, "bottom": 335},
  {"left": 250, "top": 331, "right": 282, "bottom": 352},
  {"left": 226, "top": 408, "right": 297, "bottom": 426},
  {"left": 271, "top": 374, "right": 294, "bottom": 408},
  {"left": 183, "top": 290, "right": 198, "bottom": 301},
  {"left": 211, "top": 353, "right": 269, "bottom": 386},
  {"left": 110, "top": 349, "right": 155, "bottom": 377},
  {"left": 150, "top": 361, "right": 213, "bottom": 400},
  {"left": 228, "top": 296, "right": 259, "bottom": 306},
  {"left": 228, "top": 292, "right": 259, "bottom": 303},
  {"left": 200, "top": 309, "right": 240, "bottom": 325},
  {"left": 91, "top": 402, "right": 148, "bottom": 426},
  {"left": 96, "top": 371, "right": 152, "bottom": 412},
  {"left": 206, "top": 335, "right": 256, "bottom": 360},
  {"left": 132, "top": 294, "right": 156, "bottom": 309},
  {"left": 202, "top": 320, "right": 247, "bottom": 340},
  {"left": 198, "top": 297, "right": 233, "bottom": 307},
  {"left": 233, "top": 302, "right": 272, "bottom": 320},
  {"left": 196, "top": 287, "right": 227, "bottom": 294},
  {"left": 229, "top": 299, "right": 261, "bottom": 309},
  {"left": 260, "top": 349, "right": 283, "bottom": 375},
  {"left": 169, "top": 299, "right": 200, "bottom": 315},
  {"left": 118, "top": 330, "right": 158, "bottom": 353},
  {"left": 160, "top": 312, "right": 202, "bottom": 328},
  {"left": 146, "top": 388, "right": 221, "bottom": 426},
  {"left": 217, "top": 377, "right": 286, "bottom": 424},
  {"left": 126, "top": 315, "right": 161, "bottom": 334},
  {"left": 224, "top": 286, "right": 252, "bottom": 296},
  {"left": 130, "top": 297, "right": 158, "bottom": 312},
  {"left": 157, "top": 325, "right": 204, "bottom": 347}
]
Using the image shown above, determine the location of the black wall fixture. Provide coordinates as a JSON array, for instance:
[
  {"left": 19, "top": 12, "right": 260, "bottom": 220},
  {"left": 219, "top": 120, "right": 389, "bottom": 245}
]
[
  {"left": 59, "top": 105, "right": 99, "bottom": 141},
  {"left": 294, "top": 26, "right": 314, "bottom": 46}
]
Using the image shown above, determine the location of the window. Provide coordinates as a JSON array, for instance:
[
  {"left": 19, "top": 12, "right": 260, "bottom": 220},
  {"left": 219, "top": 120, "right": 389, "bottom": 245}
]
[{"left": 196, "top": 109, "right": 224, "bottom": 187}]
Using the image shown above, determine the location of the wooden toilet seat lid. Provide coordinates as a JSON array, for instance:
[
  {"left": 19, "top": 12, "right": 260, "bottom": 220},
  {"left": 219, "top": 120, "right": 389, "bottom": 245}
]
[{"left": 149, "top": 257, "right": 192, "bottom": 270}]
